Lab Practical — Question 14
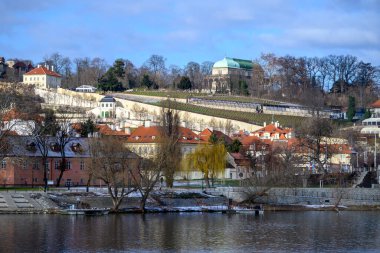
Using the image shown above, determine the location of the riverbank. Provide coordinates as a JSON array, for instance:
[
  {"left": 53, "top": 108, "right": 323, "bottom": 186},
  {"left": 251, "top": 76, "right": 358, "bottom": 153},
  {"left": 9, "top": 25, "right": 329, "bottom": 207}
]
[{"left": 1, "top": 190, "right": 380, "bottom": 214}]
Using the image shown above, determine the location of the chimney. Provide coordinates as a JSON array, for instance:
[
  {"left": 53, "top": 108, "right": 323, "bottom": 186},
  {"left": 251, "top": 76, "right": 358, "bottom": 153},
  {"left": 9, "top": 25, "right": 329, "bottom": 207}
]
[
  {"left": 125, "top": 127, "right": 131, "bottom": 135},
  {"left": 144, "top": 120, "right": 151, "bottom": 128},
  {"left": 51, "top": 65, "right": 54, "bottom": 72},
  {"left": 263, "top": 122, "right": 266, "bottom": 127},
  {"left": 37, "top": 64, "right": 41, "bottom": 68}
]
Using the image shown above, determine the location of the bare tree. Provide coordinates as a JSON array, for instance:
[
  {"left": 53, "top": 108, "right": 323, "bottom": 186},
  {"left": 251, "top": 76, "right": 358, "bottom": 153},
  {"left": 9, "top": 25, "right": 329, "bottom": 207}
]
[
  {"left": 145, "top": 54, "right": 166, "bottom": 87},
  {"left": 29, "top": 109, "right": 59, "bottom": 192},
  {"left": 129, "top": 158, "right": 162, "bottom": 212},
  {"left": 295, "top": 117, "right": 335, "bottom": 173},
  {"left": 185, "top": 62, "right": 202, "bottom": 90},
  {"left": 88, "top": 137, "right": 138, "bottom": 211},
  {"left": 54, "top": 107, "right": 78, "bottom": 187},
  {"left": 158, "top": 101, "right": 181, "bottom": 187}
]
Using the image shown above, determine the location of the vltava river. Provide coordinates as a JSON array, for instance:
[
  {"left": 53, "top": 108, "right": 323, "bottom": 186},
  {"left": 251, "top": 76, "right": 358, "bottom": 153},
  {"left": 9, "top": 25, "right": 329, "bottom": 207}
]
[{"left": 1, "top": 211, "right": 379, "bottom": 252}]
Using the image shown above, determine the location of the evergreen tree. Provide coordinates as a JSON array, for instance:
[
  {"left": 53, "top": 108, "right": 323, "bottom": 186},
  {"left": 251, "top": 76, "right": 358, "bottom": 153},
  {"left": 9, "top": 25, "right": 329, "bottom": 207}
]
[
  {"left": 113, "top": 59, "right": 125, "bottom": 78},
  {"left": 228, "top": 139, "right": 242, "bottom": 153},
  {"left": 363, "top": 109, "right": 371, "bottom": 119},
  {"left": 98, "top": 70, "right": 124, "bottom": 91},
  {"left": 80, "top": 118, "right": 98, "bottom": 137},
  {"left": 347, "top": 96, "right": 356, "bottom": 121},
  {"left": 141, "top": 74, "right": 153, "bottom": 89},
  {"left": 178, "top": 76, "right": 192, "bottom": 90}
]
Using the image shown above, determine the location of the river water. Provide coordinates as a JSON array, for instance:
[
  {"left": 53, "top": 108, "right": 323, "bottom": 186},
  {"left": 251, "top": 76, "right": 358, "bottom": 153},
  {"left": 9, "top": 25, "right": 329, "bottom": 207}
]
[{"left": 1, "top": 211, "right": 379, "bottom": 253}]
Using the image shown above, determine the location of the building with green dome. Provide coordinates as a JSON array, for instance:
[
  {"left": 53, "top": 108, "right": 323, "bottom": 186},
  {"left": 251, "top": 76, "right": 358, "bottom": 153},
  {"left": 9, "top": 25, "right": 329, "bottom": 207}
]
[{"left": 204, "top": 57, "right": 255, "bottom": 94}]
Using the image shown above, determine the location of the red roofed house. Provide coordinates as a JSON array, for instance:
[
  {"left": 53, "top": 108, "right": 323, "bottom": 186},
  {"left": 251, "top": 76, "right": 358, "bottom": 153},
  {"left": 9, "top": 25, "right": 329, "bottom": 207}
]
[
  {"left": 199, "top": 128, "right": 233, "bottom": 144},
  {"left": 126, "top": 125, "right": 207, "bottom": 179},
  {"left": 23, "top": 65, "right": 61, "bottom": 89},
  {"left": 251, "top": 122, "right": 293, "bottom": 141},
  {"left": 369, "top": 99, "right": 380, "bottom": 117}
]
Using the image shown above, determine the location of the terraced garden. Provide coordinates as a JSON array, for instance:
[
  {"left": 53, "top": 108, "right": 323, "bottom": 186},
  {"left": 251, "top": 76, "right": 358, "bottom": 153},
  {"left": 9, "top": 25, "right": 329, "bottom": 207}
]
[
  {"left": 127, "top": 90, "right": 207, "bottom": 99},
  {"left": 198, "top": 96, "right": 283, "bottom": 106},
  {"left": 126, "top": 90, "right": 285, "bottom": 106},
  {"left": 155, "top": 100, "right": 307, "bottom": 127}
]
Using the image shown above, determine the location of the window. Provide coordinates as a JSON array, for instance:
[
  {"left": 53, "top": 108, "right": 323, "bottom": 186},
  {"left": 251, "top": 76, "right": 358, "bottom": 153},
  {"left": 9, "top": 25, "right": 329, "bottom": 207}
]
[
  {"left": 66, "top": 160, "right": 71, "bottom": 170},
  {"left": 45, "top": 161, "right": 49, "bottom": 170},
  {"left": 80, "top": 160, "right": 85, "bottom": 170},
  {"left": 106, "top": 103, "right": 108, "bottom": 107},
  {"left": 1, "top": 160, "right": 6, "bottom": 169},
  {"left": 55, "top": 160, "right": 60, "bottom": 170},
  {"left": 33, "top": 161, "right": 39, "bottom": 170},
  {"left": 23, "top": 161, "right": 27, "bottom": 170}
]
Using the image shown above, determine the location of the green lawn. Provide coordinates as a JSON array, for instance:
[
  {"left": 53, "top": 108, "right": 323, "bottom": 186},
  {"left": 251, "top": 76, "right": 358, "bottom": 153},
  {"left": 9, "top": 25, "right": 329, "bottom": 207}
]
[{"left": 156, "top": 100, "right": 306, "bottom": 127}]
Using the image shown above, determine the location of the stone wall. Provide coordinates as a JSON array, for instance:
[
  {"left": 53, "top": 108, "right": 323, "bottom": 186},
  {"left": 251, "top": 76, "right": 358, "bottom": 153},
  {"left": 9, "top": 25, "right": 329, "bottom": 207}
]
[
  {"left": 212, "top": 187, "right": 380, "bottom": 206},
  {"left": 52, "top": 89, "right": 262, "bottom": 132},
  {"left": 36, "top": 88, "right": 98, "bottom": 108}
]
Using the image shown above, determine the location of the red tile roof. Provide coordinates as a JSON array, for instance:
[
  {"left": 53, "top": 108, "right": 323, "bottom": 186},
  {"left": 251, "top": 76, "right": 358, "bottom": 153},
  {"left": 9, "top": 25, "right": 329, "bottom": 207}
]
[
  {"left": 239, "top": 135, "right": 261, "bottom": 146},
  {"left": 24, "top": 66, "right": 61, "bottom": 77},
  {"left": 97, "top": 125, "right": 129, "bottom": 136},
  {"left": 199, "top": 128, "right": 232, "bottom": 144},
  {"left": 253, "top": 123, "right": 292, "bottom": 139},
  {"left": 127, "top": 126, "right": 205, "bottom": 144},
  {"left": 2, "top": 108, "right": 42, "bottom": 122},
  {"left": 370, "top": 100, "right": 380, "bottom": 108}
]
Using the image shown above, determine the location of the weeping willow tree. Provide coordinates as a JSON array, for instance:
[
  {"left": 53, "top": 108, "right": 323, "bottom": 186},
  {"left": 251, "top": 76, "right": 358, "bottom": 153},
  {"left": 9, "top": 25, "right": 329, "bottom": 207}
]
[{"left": 185, "top": 143, "right": 227, "bottom": 188}]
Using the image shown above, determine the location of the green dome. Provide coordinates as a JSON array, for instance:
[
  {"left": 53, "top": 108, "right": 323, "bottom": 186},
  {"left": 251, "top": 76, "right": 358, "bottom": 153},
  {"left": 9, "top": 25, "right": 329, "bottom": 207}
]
[
  {"left": 213, "top": 57, "right": 253, "bottom": 70},
  {"left": 213, "top": 57, "right": 240, "bottom": 69}
]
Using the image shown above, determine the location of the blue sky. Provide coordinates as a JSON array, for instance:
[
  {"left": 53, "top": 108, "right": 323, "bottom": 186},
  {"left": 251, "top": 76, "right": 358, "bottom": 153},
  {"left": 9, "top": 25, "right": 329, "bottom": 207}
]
[{"left": 1, "top": 0, "right": 379, "bottom": 68}]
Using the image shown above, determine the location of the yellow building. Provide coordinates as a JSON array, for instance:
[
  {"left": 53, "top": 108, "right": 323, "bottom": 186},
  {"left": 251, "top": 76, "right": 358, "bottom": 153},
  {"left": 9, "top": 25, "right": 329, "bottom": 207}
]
[{"left": 23, "top": 65, "right": 61, "bottom": 89}]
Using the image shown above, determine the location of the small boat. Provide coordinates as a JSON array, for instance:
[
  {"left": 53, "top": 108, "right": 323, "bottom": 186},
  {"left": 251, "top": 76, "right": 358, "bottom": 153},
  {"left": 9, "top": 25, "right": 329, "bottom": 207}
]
[{"left": 59, "top": 205, "right": 109, "bottom": 215}]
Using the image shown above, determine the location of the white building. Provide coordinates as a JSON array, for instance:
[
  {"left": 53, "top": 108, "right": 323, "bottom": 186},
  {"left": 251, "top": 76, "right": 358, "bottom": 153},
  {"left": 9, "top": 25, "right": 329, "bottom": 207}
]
[
  {"left": 23, "top": 65, "right": 61, "bottom": 89},
  {"left": 75, "top": 85, "right": 97, "bottom": 93}
]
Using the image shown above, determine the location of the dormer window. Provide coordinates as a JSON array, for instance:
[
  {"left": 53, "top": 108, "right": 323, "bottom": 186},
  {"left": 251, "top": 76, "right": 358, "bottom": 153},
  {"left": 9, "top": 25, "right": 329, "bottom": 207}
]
[
  {"left": 26, "top": 141, "right": 37, "bottom": 152},
  {"left": 71, "top": 143, "right": 82, "bottom": 153},
  {"left": 50, "top": 142, "right": 61, "bottom": 152}
]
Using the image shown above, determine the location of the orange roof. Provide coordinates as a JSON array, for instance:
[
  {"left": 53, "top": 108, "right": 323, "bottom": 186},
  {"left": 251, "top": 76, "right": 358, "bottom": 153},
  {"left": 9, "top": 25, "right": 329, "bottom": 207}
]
[
  {"left": 239, "top": 135, "right": 261, "bottom": 146},
  {"left": 253, "top": 123, "right": 292, "bottom": 138},
  {"left": 370, "top": 100, "right": 380, "bottom": 108},
  {"left": 199, "top": 128, "right": 232, "bottom": 144},
  {"left": 127, "top": 126, "right": 205, "bottom": 144},
  {"left": 2, "top": 108, "right": 41, "bottom": 122},
  {"left": 24, "top": 66, "right": 61, "bottom": 77},
  {"left": 199, "top": 128, "right": 213, "bottom": 141},
  {"left": 97, "top": 125, "right": 129, "bottom": 136}
]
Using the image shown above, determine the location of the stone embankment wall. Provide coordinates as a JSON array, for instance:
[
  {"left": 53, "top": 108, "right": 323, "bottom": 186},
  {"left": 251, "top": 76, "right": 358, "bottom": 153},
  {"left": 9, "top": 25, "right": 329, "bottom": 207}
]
[
  {"left": 212, "top": 187, "right": 380, "bottom": 206},
  {"left": 36, "top": 88, "right": 98, "bottom": 108},
  {"left": 52, "top": 89, "right": 262, "bottom": 132}
]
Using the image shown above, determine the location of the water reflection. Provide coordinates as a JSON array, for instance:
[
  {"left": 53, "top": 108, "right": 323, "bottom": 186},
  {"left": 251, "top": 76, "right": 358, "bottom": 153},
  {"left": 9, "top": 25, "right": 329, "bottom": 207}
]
[{"left": 1, "top": 212, "right": 380, "bottom": 252}]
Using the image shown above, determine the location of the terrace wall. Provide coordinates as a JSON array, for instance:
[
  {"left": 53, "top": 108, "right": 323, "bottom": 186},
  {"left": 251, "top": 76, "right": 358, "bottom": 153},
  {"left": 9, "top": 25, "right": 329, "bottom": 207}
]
[
  {"left": 212, "top": 187, "right": 380, "bottom": 206},
  {"left": 46, "top": 89, "right": 262, "bottom": 132}
]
